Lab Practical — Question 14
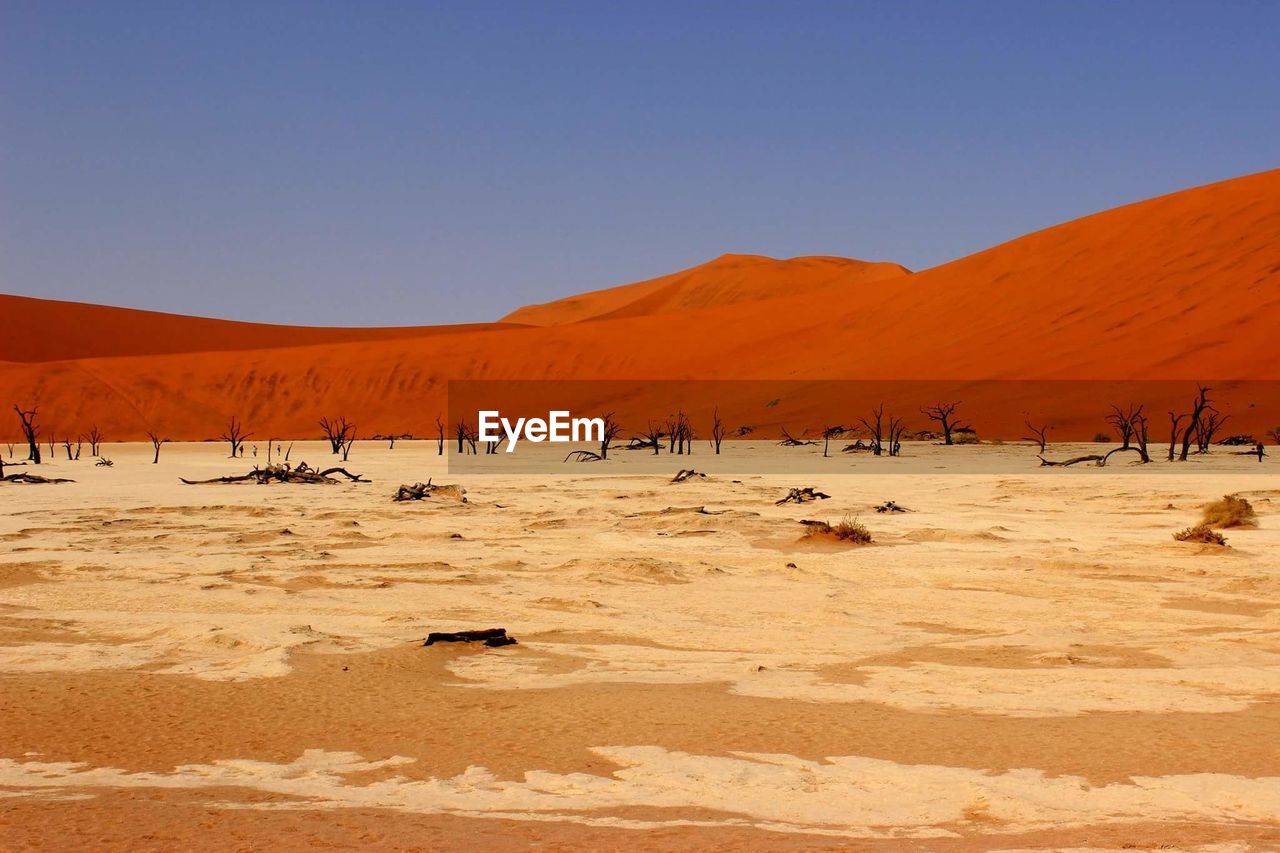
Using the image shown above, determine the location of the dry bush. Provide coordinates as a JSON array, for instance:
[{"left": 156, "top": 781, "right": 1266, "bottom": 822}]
[
  {"left": 1200, "top": 494, "right": 1257, "bottom": 528},
  {"left": 832, "top": 516, "right": 874, "bottom": 543},
  {"left": 803, "top": 515, "right": 873, "bottom": 545},
  {"left": 1092, "top": 432, "right": 1111, "bottom": 443},
  {"left": 1173, "top": 524, "right": 1228, "bottom": 546},
  {"left": 953, "top": 431, "right": 980, "bottom": 445}
]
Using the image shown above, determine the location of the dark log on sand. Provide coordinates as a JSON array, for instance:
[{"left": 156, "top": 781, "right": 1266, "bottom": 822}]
[
  {"left": 1038, "top": 446, "right": 1149, "bottom": 468},
  {"left": 180, "top": 462, "right": 369, "bottom": 485},
  {"left": 2, "top": 473, "right": 75, "bottom": 484},
  {"left": 564, "top": 450, "right": 603, "bottom": 462},
  {"left": 875, "top": 500, "right": 911, "bottom": 513},
  {"left": 393, "top": 479, "right": 467, "bottom": 502},
  {"left": 424, "top": 628, "right": 517, "bottom": 648},
  {"left": 671, "top": 469, "right": 707, "bottom": 483},
  {"left": 776, "top": 487, "right": 831, "bottom": 505}
]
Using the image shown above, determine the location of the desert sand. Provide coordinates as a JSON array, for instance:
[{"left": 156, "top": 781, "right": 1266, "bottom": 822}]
[
  {"left": 2, "top": 440, "right": 1278, "bottom": 850},
  {"left": 2, "top": 169, "right": 1279, "bottom": 440}
]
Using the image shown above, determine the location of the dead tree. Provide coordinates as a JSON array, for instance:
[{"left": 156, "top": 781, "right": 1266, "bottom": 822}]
[
  {"left": 1196, "top": 411, "right": 1229, "bottom": 454},
  {"left": 14, "top": 406, "right": 41, "bottom": 464},
  {"left": 146, "top": 430, "right": 169, "bottom": 464},
  {"left": 61, "top": 435, "right": 82, "bottom": 461},
  {"left": 319, "top": 416, "right": 355, "bottom": 455},
  {"left": 435, "top": 414, "right": 445, "bottom": 456},
  {"left": 630, "top": 421, "right": 666, "bottom": 455},
  {"left": 920, "top": 401, "right": 967, "bottom": 445},
  {"left": 821, "top": 425, "right": 848, "bottom": 458},
  {"left": 858, "top": 404, "right": 886, "bottom": 456},
  {"left": 710, "top": 406, "right": 727, "bottom": 455},
  {"left": 1167, "top": 412, "right": 1185, "bottom": 461},
  {"left": 666, "top": 411, "right": 693, "bottom": 455},
  {"left": 1270, "top": 427, "right": 1280, "bottom": 446},
  {"left": 779, "top": 427, "right": 818, "bottom": 447},
  {"left": 454, "top": 419, "right": 478, "bottom": 455},
  {"left": 598, "top": 412, "right": 622, "bottom": 460},
  {"left": 86, "top": 425, "right": 104, "bottom": 457},
  {"left": 1131, "top": 409, "right": 1151, "bottom": 463},
  {"left": 1177, "top": 385, "right": 1213, "bottom": 462},
  {"left": 47, "top": 430, "right": 57, "bottom": 459},
  {"left": 887, "top": 415, "right": 907, "bottom": 457},
  {"left": 1106, "top": 404, "right": 1138, "bottom": 449},
  {"left": 340, "top": 428, "right": 357, "bottom": 462},
  {"left": 1023, "top": 420, "right": 1051, "bottom": 453},
  {"left": 221, "top": 416, "right": 252, "bottom": 459},
  {"left": 1106, "top": 404, "right": 1151, "bottom": 463}
]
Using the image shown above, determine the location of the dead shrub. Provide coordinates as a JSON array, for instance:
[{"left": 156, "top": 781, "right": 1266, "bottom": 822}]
[
  {"left": 1173, "top": 524, "right": 1228, "bottom": 546},
  {"left": 804, "top": 515, "right": 873, "bottom": 545},
  {"left": 1200, "top": 494, "right": 1257, "bottom": 529}
]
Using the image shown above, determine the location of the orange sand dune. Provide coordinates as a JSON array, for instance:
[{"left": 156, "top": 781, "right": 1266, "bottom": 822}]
[
  {"left": 0, "top": 294, "right": 520, "bottom": 363},
  {"left": 2, "top": 169, "right": 1278, "bottom": 440},
  {"left": 502, "top": 253, "right": 911, "bottom": 326}
]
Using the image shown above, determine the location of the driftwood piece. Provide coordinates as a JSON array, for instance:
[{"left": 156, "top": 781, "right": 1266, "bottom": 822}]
[
  {"left": 875, "top": 500, "right": 911, "bottom": 513},
  {"left": 2, "top": 473, "right": 75, "bottom": 484},
  {"left": 424, "top": 628, "right": 517, "bottom": 648},
  {"left": 393, "top": 479, "right": 467, "bottom": 502},
  {"left": 778, "top": 428, "right": 818, "bottom": 447},
  {"left": 180, "top": 462, "right": 369, "bottom": 485},
  {"left": 671, "top": 469, "right": 707, "bottom": 483},
  {"left": 776, "top": 487, "right": 831, "bottom": 505},
  {"left": 564, "top": 450, "right": 603, "bottom": 462},
  {"left": 1038, "top": 446, "right": 1148, "bottom": 468},
  {"left": 95, "top": 458, "right": 114, "bottom": 467},
  {"left": 1038, "top": 454, "right": 1106, "bottom": 467}
]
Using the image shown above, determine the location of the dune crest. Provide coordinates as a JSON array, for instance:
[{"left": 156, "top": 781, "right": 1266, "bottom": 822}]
[{"left": 501, "top": 253, "right": 912, "bottom": 326}]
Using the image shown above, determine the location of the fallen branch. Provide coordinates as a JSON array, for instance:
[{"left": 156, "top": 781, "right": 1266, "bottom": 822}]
[
  {"left": 874, "top": 500, "right": 911, "bottom": 513},
  {"left": 1038, "top": 446, "right": 1149, "bottom": 468},
  {"left": 671, "top": 469, "right": 707, "bottom": 483},
  {"left": 393, "top": 479, "right": 467, "bottom": 502},
  {"left": 776, "top": 487, "right": 831, "bottom": 505},
  {"left": 1038, "top": 454, "right": 1106, "bottom": 467},
  {"left": 2, "top": 473, "right": 75, "bottom": 484},
  {"left": 180, "top": 462, "right": 369, "bottom": 485},
  {"left": 564, "top": 450, "right": 603, "bottom": 462},
  {"left": 778, "top": 428, "right": 818, "bottom": 447}
]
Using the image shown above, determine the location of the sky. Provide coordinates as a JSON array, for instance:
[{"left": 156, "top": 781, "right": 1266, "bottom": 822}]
[{"left": 3, "top": 1, "right": 1278, "bottom": 327}]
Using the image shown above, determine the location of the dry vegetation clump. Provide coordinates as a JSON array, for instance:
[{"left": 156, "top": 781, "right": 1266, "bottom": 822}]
[
  {"left": 1200, "top": 494, "right": 1257, "bottom": 529},
  {"left": 1173, "top": 524, "right": 1228, "bottom": 546},
  {"left": 802, "top": 515, "right": 873, "bottom": 545}
]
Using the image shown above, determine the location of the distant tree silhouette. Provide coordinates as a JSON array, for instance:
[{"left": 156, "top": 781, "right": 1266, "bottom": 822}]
[
  {"left": 13, "top": 405, "right": 40, "bottom": 464},
  {"left": 920, "top": 401, "right": 967, "bottom": 445}
]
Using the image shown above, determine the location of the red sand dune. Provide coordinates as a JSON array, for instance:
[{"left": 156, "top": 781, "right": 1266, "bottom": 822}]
[
  {"left": 0, "top": 294, "right": 522, "bottom": 364},
  {"left": 2, "top": 169, "right": 1278, "bottom": 441},
  {"left": 502, "top": 254, "right": 911, "bottom": 326}
]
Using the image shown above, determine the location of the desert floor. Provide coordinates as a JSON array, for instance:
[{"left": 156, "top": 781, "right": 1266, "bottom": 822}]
[{"left": 1, "top": 441, "right": 1278, "bottom": 851}]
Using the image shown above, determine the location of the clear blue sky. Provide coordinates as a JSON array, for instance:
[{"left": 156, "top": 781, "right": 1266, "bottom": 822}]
[{"left": 3, "top": 1, "right": 1277, "bottom": 326}]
